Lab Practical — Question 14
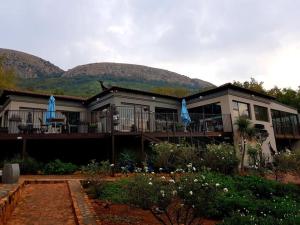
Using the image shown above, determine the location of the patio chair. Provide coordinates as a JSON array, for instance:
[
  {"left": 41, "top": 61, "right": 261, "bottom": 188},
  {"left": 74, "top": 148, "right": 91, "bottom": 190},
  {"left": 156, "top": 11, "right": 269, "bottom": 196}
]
[{"left": 38, "top": 118, "right": 48, "bottom": 133}]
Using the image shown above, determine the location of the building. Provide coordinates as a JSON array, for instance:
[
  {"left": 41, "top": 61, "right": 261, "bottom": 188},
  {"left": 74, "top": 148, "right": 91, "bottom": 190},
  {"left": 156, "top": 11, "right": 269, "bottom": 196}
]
[{"left": 0, "top": 83, "right": 299, "bottom": 164}]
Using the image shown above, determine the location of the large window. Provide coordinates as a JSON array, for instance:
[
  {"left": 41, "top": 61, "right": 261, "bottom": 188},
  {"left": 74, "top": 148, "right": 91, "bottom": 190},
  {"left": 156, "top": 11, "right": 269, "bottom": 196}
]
[
  {"left": 254, "top": 105, "right": 269, "bottom": 122},
  {"left": 232, "top": 101, "right": 250, "bottom": 119}
]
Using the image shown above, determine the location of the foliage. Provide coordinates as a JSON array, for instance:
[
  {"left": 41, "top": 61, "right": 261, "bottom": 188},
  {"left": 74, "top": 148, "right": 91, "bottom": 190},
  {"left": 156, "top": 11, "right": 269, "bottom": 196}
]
[
  {"left": 203, "top": 143, "right": 239, "bottom": 174},
  {"left": 247, "top": 144, "right": 259, "bottom": 168},
  {"left": 0, "top": 57, "right": 17, "bottom": 90},
  {"left": 273, "top": 149, "right": 300, "bottom": 180},
  {"left": 219, "top": 214, "right": 300, "bottom": 225},
  {"left": 81, "top": 160, "right": 111, "bottom": 176},
  {"left": 233, "top": 78, "right": 266, "bottom": 94},
  {"left": 43, "top": 159, "right": 78, "bottom": 175},
  {"left": 1, "top": 155, "right": 42, "bottom": 175},
  {"left": 233, "top": 77, "right": 300, "bottom": 111},
  {"left": 126, "top": 173, "right": 224, "bottom": 225},
  {"left": 152, "top": 142, "right": 200, "bottom": 171},
  {"left": 118, "top": 150, "right": 138, "bottom": 173},
  {"left": 85, "top": 178, "right": 130, "bottom": 203},
  {"left": 234, "top": 116, "right": 257, "bottom": 172},
  {"left": 151, "top": 86, "right": 191, "bottom": 97},
  {"left": 84, "top": 169, "right": 300, "bottom": 225}
]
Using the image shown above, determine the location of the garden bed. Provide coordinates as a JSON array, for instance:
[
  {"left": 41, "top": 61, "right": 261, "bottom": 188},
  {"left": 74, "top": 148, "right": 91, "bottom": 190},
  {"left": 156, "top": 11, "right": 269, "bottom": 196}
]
[
  {"left": 83, "top": 172, "right": 300, "bottom": 225},
  {"left": 91, "top": 199, "right": 217, "bottom": 225}
]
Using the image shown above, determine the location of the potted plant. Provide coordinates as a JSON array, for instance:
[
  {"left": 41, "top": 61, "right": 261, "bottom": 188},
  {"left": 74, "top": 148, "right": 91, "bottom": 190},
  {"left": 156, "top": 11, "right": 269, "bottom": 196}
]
[{"left": 88, "top": 123, "right": 97, "bottom": 133}]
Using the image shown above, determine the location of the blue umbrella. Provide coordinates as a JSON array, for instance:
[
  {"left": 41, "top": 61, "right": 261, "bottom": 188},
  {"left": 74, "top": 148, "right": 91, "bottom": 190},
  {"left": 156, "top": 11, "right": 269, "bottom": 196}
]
[
  {"left": 46, "top": 95, "right": 56, "bottom": 123},
  {"left": 181, "top": 99, "right": 191, "bottom": 128}
]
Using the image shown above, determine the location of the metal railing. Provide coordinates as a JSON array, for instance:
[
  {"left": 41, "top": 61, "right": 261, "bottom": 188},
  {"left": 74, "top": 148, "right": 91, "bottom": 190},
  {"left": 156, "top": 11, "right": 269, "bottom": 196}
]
[
  {"left": 0, "top": 107, "right": 233, "bottom": 135},
  {"left": 272, "top": 115, "right": 300, "bottom": 137}
]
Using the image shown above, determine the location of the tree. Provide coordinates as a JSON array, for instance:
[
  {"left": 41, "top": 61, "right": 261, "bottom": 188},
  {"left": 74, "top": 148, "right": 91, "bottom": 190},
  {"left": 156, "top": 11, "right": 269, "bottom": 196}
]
[
  {"left": 234, "top": 116, "right": 256, "bottom": 173},
  {"left": 0, "top": 57, "right": 17, "bottom": 90},
  {"left": 233, "top": 77, "right": 266, "bottom": 94},
  {"left": 234, "top": 78, "right": 300, "bottom": 111}
]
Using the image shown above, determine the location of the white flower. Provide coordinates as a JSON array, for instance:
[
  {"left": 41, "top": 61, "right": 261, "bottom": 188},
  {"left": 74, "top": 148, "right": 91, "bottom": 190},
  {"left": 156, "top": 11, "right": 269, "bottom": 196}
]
[
  {"left": 151, "top": 171, "right": 155, "bottom": 174},
  {"left": 161, "top": 176, "right": 166, "bottom": 179},
  {"left": 160, "top": 190, "right": 165, "bottom": 197},
  {"left": 170, "top": 171, "right": 174, "bottom": 175},
  {"left": 169, "top": 179, "right": 175, "bottom": 183},
  {"left": 149, "top": 177, "right": 152, "bottom": 181},
  {"left": 194, "top": 179, "right": 198, "bottom": 182},
  {"left": 170, "top": 149, "right": 174, "bottom": 153},
  {"left": 223, "top": 188, "right": 229, "bottom": 193},
  {"left": 110, "top": 164, "right": 115, "bottom": 167},
  {"left": 189, "top": 191, "right": 193, "bottom": 195},
  {"left": 192, "top": 167, "right": 196, "bottom": 171},
  {"left": 148, "top": 182, "right": 153, "bottom": 185},
  {"left": 159, "top": 168, "right": 163, "bottom": 171},
  {"left": 216, "top": 183, "right": 220, "bottom": 187},
  {"left": 187, "top": 163, "right": 192, "bottom": 168}
]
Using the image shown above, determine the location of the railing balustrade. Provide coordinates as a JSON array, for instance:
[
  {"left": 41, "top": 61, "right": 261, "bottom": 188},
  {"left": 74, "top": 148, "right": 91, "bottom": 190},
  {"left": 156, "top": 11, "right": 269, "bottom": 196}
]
[{"left": 0, "top": 107, "right": 233, "bottom": 135}]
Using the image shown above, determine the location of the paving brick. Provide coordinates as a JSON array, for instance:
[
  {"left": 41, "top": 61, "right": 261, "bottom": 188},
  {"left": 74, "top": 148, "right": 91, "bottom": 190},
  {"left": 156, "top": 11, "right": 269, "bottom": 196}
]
[{"left": 6, "top": 183, "right": 77, "bottom": 225}]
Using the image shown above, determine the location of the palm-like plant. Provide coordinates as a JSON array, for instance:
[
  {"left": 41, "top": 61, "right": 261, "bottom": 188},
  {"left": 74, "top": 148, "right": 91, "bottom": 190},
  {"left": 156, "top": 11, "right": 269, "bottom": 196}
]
[{"left": 234, "top": 116, "right": 255, "bottom": 173}]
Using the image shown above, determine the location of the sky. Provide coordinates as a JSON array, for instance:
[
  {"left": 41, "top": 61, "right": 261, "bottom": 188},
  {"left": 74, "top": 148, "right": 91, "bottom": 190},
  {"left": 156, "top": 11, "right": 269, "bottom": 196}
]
[{"left": 1, "top": 0, "right": 300, "bottom": 89}]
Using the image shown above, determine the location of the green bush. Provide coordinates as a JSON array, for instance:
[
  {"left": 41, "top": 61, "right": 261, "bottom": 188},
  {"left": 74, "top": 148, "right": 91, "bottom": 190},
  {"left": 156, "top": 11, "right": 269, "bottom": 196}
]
[
  {"left": 152, "top": 142, "right": 200, "bottom": 171},
  {"left": 219, "top": 214, "right": 300, "bottom": 225},
  {"left": 203, "top": 143, "right": 239, "bottom": 174},
  {"left": 126, "top": 174, "right": 174, "bottom": 210},
  {"left": 2, "top": 155, "right": 43, "bottom": 175},
  {"left": 81, "top": 160, "right": 111, "bottom": 176},
  {"left": 43, "top": 159, "right": 78, "bottom": 175}
]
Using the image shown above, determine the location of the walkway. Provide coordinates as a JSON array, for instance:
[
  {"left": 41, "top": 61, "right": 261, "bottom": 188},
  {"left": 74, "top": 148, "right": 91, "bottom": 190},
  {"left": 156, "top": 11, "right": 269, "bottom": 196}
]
[{"left": 6, "top": 183, "right": 77, "bottom": 225}]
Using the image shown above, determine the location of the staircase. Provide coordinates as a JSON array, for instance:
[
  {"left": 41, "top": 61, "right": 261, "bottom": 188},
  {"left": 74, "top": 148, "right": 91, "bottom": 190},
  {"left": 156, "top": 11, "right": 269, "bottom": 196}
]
[{"left": 142, "top": 133, "right": 162, "bottom": 143}]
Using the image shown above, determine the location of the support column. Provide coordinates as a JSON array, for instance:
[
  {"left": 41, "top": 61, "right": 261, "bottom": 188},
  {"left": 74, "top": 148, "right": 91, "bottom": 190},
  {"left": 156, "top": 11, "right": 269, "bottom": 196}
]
[{"left": 22, "top": 138, "right": 27, "bottom": 160}]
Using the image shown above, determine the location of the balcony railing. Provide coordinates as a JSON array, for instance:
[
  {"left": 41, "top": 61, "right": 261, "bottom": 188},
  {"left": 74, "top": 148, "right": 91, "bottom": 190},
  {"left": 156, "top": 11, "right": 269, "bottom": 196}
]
[
  {"left": 0, "top": 107, "right": 232, "bottom": 135},
  {"left": 272, "top": 115, "right": 300, "bottom": 138}
]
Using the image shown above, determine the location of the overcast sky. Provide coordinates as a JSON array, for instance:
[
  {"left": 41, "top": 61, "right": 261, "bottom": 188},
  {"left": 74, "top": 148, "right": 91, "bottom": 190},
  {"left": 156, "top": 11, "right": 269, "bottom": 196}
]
[{"left": 1, "top": 0, "right": 300, "bottom": 89}]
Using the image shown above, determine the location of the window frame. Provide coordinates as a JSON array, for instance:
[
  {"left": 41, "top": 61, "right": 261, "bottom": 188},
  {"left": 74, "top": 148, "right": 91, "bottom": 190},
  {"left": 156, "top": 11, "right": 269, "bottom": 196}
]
[
  {"left": 254, "top": 105, "right": 269, "bottom": 122},
  {"left": 232, "top": 100, "right": 251, "bottom": 119}
]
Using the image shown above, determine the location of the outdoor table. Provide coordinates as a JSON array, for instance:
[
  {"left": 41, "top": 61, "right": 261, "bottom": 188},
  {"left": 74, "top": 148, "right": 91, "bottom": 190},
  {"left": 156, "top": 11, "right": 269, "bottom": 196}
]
[{"left": 47, "top": 118, "right": 65, "bottom": 133}]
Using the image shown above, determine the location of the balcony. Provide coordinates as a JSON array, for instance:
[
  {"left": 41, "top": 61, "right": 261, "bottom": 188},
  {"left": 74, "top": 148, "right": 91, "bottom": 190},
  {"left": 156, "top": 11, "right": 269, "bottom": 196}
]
[{"left": 0, "top": 107, "right": 233, "bottom": 139}]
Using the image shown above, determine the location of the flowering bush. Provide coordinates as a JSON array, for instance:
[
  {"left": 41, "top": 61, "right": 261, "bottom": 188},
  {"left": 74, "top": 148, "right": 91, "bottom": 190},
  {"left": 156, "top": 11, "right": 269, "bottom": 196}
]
[
  {"left": 273, "top": 149, "right": 300, "bottom": 180},
  {"left": 126, "top": 173, "right": 226, "bottom": 225},
  {"left": 152, "top": 142, "right": 200, "bottom": 171},
  {"left": 203, "top": 143, "right": 239, "bottom": 174}
]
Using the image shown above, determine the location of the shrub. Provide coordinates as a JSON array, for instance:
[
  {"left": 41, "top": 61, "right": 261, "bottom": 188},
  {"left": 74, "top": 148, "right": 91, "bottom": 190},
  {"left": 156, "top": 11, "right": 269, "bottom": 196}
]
[
  {"left": 118, "top": 150, "right": 138, "bottom": 173},
  {"left": 152, "top": 142, "right": 200, "bottom": 171},
  {"left": 219, "top": 214, "right": 300, "bottom": 225},
  {"left": 126, "top": 173, "right": 225, "bottom": 225},
  {"left": 81, "top": 160, "right": 111, "bottom": 176},
  {"left": 203, "top": 143, "right": 239, "bottom": 174},
  {"left": 43, "top": 159, "right": 78, "bottom": 175},
  {"left": 273, "top": 149, "right": 300, "bottom": 179},
  {"left": 2, "top": 155, "right": 43, "bottom": 174}
]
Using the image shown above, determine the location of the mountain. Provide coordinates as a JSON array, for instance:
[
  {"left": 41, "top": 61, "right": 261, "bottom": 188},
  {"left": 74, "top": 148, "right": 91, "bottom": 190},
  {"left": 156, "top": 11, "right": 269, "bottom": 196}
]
[
  {"left": 63, "top": 62, "right": 213, "bottom": 89},
  {"left": 0, "top": 48, "right": 214, "bottom": 96},
  {"left": 0, "top": 48, "right": 63, "bottom": 78}
]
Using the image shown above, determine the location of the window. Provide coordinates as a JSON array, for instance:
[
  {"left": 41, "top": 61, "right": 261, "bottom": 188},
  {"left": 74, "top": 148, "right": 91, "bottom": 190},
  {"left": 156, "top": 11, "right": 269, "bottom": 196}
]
[
  {"left": 232, "top": 101, "right": 250, "bottom": 119},
  {"left": 254, "top": 105, "right": 269, "bottom": 122}
]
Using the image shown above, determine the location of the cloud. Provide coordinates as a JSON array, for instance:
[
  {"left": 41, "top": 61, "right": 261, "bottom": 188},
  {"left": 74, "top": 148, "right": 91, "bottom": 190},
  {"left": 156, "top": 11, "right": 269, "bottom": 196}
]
[{"left": 0, "top": 0, "right": 300, "bottom": 88}]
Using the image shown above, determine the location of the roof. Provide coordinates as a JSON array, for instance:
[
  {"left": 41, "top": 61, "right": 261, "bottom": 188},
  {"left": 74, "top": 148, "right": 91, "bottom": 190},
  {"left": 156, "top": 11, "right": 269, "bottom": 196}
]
[
  {"left": 0, "top": 89, "right": 86, "bottom": 105},
  {"left": 86, "top": 86, "right": 180, "bottom": 104},
  {"left": 185, "top": 83, "right": 276, "bottom": 101}
]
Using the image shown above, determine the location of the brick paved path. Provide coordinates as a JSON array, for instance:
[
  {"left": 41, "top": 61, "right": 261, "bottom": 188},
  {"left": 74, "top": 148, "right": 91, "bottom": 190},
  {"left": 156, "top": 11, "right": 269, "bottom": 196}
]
[{"left": 6, "top": 183, "right": 77, "bottom": 225}]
